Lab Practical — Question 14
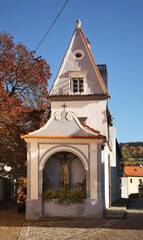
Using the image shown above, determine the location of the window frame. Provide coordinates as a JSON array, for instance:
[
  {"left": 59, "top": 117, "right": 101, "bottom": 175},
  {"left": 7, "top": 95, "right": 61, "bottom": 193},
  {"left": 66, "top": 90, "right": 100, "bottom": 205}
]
[
  {"left": 71, "top": 77, "right": 84, "bottom": 93},
  {"left": 68, "top": 71, "right": 88, "bottom": 94}
]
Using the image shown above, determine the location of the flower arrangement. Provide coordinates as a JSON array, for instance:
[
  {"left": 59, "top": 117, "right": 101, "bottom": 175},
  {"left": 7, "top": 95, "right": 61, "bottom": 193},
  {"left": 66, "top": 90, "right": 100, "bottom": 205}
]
[{"left": 42, "top": 188, "right": 86, "bottom": 205}]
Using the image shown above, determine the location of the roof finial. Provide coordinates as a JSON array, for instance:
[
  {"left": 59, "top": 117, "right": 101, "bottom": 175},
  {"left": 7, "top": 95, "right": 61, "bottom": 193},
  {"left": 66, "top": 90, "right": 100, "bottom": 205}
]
[{"left": 76, "top": 19, "right": 81, "bottom": 29}]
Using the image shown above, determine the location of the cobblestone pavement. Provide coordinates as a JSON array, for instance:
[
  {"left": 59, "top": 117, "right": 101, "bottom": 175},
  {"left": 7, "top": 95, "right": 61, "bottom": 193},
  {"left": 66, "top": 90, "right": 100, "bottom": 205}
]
[
  {"left": 19, "top": 218, "right": 121, "bottom": 240},
  {"left": 104, "top": 198, "right": 128, "bottom": 219},
  {"left": 126, "top": 199, "right": 143, "bottom": 219},
  {"left": 0, "top": 200, "right": 25, "bottom": 240},
  {"left": 1, "top": 200, "right": 143, "bottom": 240},
  {"left": 18, "top": 218, "right": 143, "bottom": 240}
]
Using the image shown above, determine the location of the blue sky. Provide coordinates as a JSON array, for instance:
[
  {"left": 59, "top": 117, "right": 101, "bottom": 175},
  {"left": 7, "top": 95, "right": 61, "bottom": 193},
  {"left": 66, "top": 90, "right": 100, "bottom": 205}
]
[{"left": 0, "top": 0, "right": 143, "bottom": 143}]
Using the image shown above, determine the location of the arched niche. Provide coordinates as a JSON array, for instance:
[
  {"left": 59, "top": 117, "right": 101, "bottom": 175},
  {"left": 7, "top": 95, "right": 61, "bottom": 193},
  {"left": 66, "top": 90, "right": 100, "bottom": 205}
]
[
  {"left": 43, "top": 151, "right": 86, "bottom": 191},
  {"left": 39, "top": 145, "right": 89, "bottom": 171}
]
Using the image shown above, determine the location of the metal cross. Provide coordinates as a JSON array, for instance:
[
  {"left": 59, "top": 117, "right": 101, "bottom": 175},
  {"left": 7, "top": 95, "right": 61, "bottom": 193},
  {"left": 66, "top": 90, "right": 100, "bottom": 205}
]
[{"left": 61, "top": 102, "right": 68, "bottom": 112}]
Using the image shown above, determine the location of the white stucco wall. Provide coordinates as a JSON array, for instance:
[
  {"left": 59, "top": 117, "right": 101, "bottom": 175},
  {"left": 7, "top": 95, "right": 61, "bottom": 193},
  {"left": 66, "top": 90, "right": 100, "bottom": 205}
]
[
  {"left": 128, "top": 177, "right": 143, "bottom": 196},
  {"left": 109, "top": 126, "right": 116, "bottom": 167},
  {"left": 50, "top": 30, "right": 105, "bottom": 96},
  {"left": 121, "top": 176, "right": 143, "bottom": 198},
  {"left": 51, "top": 100, "right": 108, "bottom": 138},
  {"left": 25, "top": 136, "right": 104, "bottom": 219},
  {"left": 121, "top": 177, "right": 128, "bottom": 198},
  {"left": 101, "top": 146, "right": 110, "bottom": 209},
  {"left": 26, "top": 138, "right": 90, "bottom": 200}
]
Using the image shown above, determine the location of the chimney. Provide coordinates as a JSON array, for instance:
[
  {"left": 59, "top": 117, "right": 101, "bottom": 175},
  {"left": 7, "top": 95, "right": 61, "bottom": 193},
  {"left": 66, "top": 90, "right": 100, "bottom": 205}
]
[
  {"left": 86, "top": 38, "right": 91, "bottom": 49},
  {"left": 97, "top": 64, "right": 108, "bottom": 89}
]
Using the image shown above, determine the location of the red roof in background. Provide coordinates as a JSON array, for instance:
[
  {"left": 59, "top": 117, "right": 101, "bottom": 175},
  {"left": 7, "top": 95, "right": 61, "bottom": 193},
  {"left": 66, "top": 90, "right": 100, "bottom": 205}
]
[{"left": 123, "top": 166, "right": 143, "bottom": 177}]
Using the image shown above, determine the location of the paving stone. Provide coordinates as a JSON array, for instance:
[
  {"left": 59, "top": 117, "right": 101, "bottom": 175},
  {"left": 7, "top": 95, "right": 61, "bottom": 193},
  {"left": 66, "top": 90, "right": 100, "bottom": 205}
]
[
  {"left": 104, "top": 198, "right": 128, "bottom": 219},
  {"left": 1, "top": 199, "right": 143, "bottom": 240}
]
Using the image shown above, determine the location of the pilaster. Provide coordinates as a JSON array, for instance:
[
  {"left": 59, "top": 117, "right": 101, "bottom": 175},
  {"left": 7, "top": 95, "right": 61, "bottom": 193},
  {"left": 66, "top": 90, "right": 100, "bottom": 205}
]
[
  {"left": 29, "top": 141, "right": 39, "bottom": 199},
  {"left": 89, "top": 142, "right": 98, "bottom": 199}
]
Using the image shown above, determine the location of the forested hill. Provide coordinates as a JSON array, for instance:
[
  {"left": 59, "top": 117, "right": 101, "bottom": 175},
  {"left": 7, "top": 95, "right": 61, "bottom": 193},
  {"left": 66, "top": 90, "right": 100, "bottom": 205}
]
[{"left": 119, "top": 142, "right": 143, "bottom": 166}]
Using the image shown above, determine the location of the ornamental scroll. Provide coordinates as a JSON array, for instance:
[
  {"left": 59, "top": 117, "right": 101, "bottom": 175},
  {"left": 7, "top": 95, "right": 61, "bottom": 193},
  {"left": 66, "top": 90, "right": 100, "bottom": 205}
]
[{"left": 54, "top": 112, "right": 62, "bottom": 121}]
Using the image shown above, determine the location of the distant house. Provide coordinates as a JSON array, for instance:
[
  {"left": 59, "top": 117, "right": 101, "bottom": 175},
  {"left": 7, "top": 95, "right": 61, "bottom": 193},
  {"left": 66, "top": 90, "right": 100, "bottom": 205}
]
[{"left": 121, "top": 166, "right": 143, "bottom": 198}]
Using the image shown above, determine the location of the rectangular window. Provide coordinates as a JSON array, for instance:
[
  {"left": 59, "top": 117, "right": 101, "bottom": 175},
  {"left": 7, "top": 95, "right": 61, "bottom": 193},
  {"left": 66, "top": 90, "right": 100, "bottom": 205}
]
[
  {"left": 130, "top": 179, "right": 132, "bottom": 183},
  {"left": 71, "top": 78, "right": 84, "bottom": 93}
]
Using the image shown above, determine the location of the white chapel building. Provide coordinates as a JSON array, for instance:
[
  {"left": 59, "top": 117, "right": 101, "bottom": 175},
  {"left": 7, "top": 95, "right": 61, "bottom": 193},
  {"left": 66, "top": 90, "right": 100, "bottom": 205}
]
[{"left": 22, "top": 20, "right": 121, "bottom": 220}]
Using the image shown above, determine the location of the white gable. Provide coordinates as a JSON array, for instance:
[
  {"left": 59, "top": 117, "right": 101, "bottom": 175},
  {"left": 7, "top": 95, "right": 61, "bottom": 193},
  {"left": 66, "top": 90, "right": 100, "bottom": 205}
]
[
  {"left": 23, "top": 111, "right": 105, "bottom": 139},
  {"left": 50, "top": 27, "right": 109, "bottom": 97}
]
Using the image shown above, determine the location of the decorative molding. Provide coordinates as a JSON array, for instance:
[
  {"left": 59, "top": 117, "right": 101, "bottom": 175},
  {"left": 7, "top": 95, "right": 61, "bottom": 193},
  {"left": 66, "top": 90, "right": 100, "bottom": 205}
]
[
  {"left": 68, "top": 70, "right": 88, "bottom": 77},
  {"left": 89, "top": 149, "right": 98, "bottom": 153},
  {"left": 39, "top": 144, "right": 89, "bottom": 171},
  {"left": 66, "top": 112, "right": 73, "bottom": 121},
  {"left": 29, "top": 149, "right": 38, "bottom": 152},
  {"left": 54, "top": 112, "right": 62, "bottom": 121}
]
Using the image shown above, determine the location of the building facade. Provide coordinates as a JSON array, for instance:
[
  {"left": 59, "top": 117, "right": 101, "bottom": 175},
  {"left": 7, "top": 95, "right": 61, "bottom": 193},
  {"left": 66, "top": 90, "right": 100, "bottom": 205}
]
[
  {"left": 22, "top": 20, "right": 121, "bottom": 220},
  {"left": 121, "top": 166, "right": 143, "bottom": 198}
]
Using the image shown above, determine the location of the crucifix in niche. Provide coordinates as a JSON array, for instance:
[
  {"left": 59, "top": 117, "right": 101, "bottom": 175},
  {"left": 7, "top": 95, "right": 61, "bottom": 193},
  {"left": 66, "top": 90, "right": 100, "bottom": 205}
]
[
  {"left": 53, "top": 152, "right": 76, "bottom": 189},
  {"left": 60, "top": 153, "right": 76, "bottom": 189}
]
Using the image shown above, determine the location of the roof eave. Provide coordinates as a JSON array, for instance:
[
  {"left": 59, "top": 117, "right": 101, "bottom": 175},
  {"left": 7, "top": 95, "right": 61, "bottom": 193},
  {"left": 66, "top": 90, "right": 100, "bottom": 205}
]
[{"left": 21, "top": 135, "right": 106, "bottom": 140}]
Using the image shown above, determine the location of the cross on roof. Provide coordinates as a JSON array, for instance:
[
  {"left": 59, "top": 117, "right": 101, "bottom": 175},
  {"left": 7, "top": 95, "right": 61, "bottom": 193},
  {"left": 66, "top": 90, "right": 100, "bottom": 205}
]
[{"left": 61, "top": 102, "right": 68, "bottom": 112}]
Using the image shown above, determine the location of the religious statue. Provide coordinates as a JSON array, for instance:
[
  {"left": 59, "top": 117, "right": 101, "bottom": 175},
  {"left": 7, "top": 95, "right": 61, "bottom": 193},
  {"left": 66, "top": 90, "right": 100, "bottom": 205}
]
[{"left": 60, "top": 159, "right": 71, "bottom": 187}]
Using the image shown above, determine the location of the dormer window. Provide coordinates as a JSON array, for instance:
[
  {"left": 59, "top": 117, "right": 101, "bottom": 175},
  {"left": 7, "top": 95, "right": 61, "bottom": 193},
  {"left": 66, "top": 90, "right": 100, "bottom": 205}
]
[
  {"left": 68, "top": 71, "right": 88, "bottom": 94},
  {"left": 72, "top": 78, "right": 84, "bottom": 93}
]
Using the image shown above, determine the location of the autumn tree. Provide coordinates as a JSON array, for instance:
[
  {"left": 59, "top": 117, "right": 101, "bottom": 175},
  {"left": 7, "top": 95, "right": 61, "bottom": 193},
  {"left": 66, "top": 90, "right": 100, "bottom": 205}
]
[
  {"left": 0, "top": 31, "right": 51, "bottom": 170},
  {"left": 137, "top": 146, "right": 142, "bottom": 154}
]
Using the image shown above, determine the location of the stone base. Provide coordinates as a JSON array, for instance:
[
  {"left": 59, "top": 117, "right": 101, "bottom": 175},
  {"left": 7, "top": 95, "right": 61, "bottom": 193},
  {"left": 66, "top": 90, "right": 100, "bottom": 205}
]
[
  {"left": 86, "top": 198, "right": 103, "bottom": 218},
  {"left": 26, "top": 198, "right": 42, "bottom": 220},
  {"left": 43, "top": 198, "right": 103, "bottom": 218},
  {"left": 43, "top": 200, "right": 86, "bottom": 217},
  {"left": 26, "top": 198, "right": 103, "bottom": 219}
]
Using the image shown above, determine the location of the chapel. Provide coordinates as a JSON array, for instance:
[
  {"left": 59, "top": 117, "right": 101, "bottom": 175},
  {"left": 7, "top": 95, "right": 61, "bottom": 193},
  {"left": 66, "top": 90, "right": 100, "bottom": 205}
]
[{"left": 22, "top": 20, "right": 121, "bottom": 220}]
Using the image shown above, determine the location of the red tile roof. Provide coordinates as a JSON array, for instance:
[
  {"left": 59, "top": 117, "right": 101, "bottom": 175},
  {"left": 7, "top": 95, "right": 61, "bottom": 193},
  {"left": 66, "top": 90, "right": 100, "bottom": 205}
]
[
  {"left": 80, "top": 28, "right": 110, "bottom": 98},
  {"left": 49, "top": 93, "right": 108, "bottom": 97},
  {"left": 123, "top": 166, "right": 143, "bottom": 177},
  {"left": 80, "top": 122, "right": 100, "bottom": 134}
]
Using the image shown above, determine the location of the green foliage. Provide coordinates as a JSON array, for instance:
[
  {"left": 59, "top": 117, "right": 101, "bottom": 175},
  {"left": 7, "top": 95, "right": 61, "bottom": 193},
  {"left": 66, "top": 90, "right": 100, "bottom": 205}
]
[{"left": 42, "top": 188, "right": 86, "bottom": 205}]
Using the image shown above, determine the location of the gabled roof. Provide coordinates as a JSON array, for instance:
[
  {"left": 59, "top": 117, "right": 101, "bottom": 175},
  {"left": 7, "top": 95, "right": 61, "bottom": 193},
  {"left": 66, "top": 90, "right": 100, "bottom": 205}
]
[
  {"left": 79, "top": 28, "right": 110, "bottom": 97},
  {"left": 21, "top": 111, "right": 106, "bottom": 140},
  {"left": 50, "top": 21, "right": 110, "bottom": 98},
  {"left": 123, "top": 166, "right": 143, "bottom": 177}
]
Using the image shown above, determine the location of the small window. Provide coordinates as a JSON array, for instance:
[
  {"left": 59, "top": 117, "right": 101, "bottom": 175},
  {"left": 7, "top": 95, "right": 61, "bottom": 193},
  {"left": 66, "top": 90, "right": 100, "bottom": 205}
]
[
  {"left": 130, "top": 179, "right": 132, "bottom": 183},
  {"left": 74, "top": 50, "right": 84, "bottom": 60},
  {"left": 71, "top": 78, "right": 84, "bottom": 93},
  {"left": 75, "top": 52, "right": 82, "bottom": 58}
]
